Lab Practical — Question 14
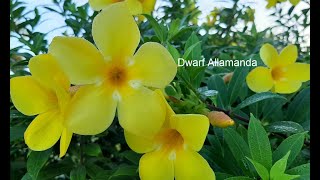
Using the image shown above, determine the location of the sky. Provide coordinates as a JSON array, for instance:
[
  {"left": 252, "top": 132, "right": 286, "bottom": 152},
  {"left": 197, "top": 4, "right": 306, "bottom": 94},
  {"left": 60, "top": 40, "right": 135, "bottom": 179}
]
[{"left": 10, "top": 0, "right": 310, "bottom": 49}]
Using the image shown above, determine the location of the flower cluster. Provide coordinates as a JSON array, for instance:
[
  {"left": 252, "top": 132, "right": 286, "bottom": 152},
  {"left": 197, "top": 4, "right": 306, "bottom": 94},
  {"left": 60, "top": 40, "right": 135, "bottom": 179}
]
[{"left": 10, "top": 1, "right": 217, "bottom": 179}]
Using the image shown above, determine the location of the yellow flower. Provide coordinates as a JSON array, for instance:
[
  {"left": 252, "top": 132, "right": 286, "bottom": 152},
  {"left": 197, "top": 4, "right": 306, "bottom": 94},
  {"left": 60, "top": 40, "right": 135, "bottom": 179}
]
[
  {"left": 10, "top": 54, "right": 73, "bottom": 158},
  {"left": 48, "top": 2, "right": 177, "bottom": 137},
  {"left": 125, "top": 90, "right": 215, "bottom": 180},
  {"left": 266, "top": 0, "right": 300, "bottom": 8},
  {"left": 89, "top": 0, "right": 156, "bottom": 15},
  {"left": 246, "top": 44, "right": 310, "bottom": 94}
]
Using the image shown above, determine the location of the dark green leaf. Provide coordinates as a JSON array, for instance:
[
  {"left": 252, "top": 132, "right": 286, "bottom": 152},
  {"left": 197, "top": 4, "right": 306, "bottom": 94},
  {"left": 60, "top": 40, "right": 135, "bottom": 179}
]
[
  {"left": 120, "top": 151, "right": 142, "bottom": 165},
  {"left": 287, "top": 88, "right": 310, "bottom": 123},
  {"left": 224, "top": 128, "right": 252, "bottom": 175},
  {"left": 10, "top": 126, "right": 27, "bottom": 142},
  {"left": 227, "top": 66, "right": 249, "bottom": 105},
  {"left": 27, "top": 149, "right": 52, "bottom": 179},
  {"left": 83, "top": 143, "right": 102, "bottom": 156},
  {"left": 225, "top": 177, "right": 254, "bottom": 180},
  {"left": 286, "top": 163, "right": 310, "bottom": 180},
  {"left": 248, "top": 114, "right": 272, "bottom": 170},
  {"left": 267, "top": 121, "right": 304, "bottom": 134},
  {"left": 207, "top": 75, "right": 228, "bottom": 109},
  {"left": 273, "top": 132, "right": 306, "bottom": 167},
  {"left": 234, "top": 92, "right": 286, "bottom": 111},
  {"left": 109, "top": 166, "right": 138, "bottom": 179},
  {"left": 70, "top": 165, "right": 86, "bottom": 180}
]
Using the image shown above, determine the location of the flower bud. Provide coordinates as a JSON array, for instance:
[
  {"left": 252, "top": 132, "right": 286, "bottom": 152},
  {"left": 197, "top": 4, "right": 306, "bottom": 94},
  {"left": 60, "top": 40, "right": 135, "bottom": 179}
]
[
  {"left": 207, "top": 111, "right": 235, "bottom": 128},
  {"left": 223, "top": 72, "right": 234, "bottom": 83}
]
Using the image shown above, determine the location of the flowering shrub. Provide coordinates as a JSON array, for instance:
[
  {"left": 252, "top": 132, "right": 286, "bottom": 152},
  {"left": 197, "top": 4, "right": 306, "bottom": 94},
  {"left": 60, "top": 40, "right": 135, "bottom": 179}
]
[{"left": 10, "top": 0, "right": 310, "bottom": 179}]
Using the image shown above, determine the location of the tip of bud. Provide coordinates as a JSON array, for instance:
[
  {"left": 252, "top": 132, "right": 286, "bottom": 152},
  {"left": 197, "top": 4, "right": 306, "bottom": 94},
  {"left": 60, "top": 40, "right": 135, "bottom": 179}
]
[
  {"left": 223, "top": 72, "right": 234, "bottom": 83},
  {"left": 207, "top": 111, "right": 235, "bottom": 128}
]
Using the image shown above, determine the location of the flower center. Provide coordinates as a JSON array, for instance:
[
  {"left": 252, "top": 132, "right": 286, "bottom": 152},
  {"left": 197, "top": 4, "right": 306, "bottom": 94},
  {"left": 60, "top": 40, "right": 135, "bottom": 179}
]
[
  {"left": 69, "top": 85, "right": 81, "bottom": 96},
  {"left": 271, "top": 66, "right": 286, "bottom": 81},
  {"left": 106, "top": 66, "right": 128, "bottom": 88},
  {"left": 155, "top": 129, "right": 184, "bottom": 152}
]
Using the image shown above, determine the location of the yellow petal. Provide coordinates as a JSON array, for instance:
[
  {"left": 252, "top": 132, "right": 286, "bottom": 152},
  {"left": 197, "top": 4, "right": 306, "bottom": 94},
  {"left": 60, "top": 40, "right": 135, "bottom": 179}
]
[
  {"left": 274, "top": 81, "right": 301, "bottom": 94},
  {"left": 29, "top": 54, "right": 70, "bottom": 91},
  {"left": 10, "top": 76, "right": 57, "bottom": 116},
  {"left": 89, "top": 0, "right": 120, "bottom": 11},
  {"left": 130, "top": 42, "right": 177, "bottom": 88},
  {"left": 174, "top": 150, "right": 215, "bottom": 180},
  {"left": 139, "top": 150, "right": 174, "bottom": 180},
  {"left": 92, "top": 2, "right": 140, "bottom": 58},
  {"left": 59, "top": 128, "right": 73, "bottom": 158},
  {"left": 49, "top": 37, "right": 105, "bottom": 85},
  {"left": 125, "top": 0, "right": 143, "bottom": 15},
  {"left": 277, "top": 44, "right": 298, "bottom": 66},
  {"left": 118, "top": 87, "right": 166, "bottom": 137},
  {"left": 289, "top": 0, "right": 300, "bottom": 5},
  {"left": 141, "top": 0, "right": 156, "bottom": 14},
  {"left": 24, "top": 110, "right": 63, "bottom": 151},
  {"left": 155, "top": 89, "right": 175, "bottom": 129},
  {"left": 170, "top": 114, "right": 209, "bottom": 151},
  {"left": 260, "top": 43, "right": 278, "bottom": 68},
  {"left": 285, "top": 63, "right": 310, "bottom": 82},
  {"left": 124, "top": 130, "right": 155, "bottom": 153},
  {"left": 246, "top": 67, "right": 274, "bottom": 93},
  {"left": 65, "top": 84, "right": 117, "bottom": 135}
]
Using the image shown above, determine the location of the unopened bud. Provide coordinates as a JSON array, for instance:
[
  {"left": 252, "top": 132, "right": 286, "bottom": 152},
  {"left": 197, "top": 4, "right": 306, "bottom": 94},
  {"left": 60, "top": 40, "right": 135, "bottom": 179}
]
[
  {"left": 207, "top": 111, "right": 235, "bottom": 128},
  {"left": 223, "top": 72, "right": 234, "bottom": 83}
]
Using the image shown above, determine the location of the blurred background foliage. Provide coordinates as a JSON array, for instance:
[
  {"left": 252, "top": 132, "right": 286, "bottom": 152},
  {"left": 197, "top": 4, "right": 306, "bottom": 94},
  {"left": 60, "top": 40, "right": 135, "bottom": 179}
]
[{"left": 10, "top": 0, "right": 310, "bottom": 179}]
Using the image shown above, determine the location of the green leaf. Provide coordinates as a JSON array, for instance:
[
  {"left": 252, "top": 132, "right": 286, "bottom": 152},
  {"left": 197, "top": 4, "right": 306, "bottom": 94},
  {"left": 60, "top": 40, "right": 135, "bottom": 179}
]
[
  {"left": 168, "top": 19, "right": 181, "bottom": 40},
  {"left": 225, "top": 177, "right": 254, "bottom": 180},
  {"left": 267, "top": 121, "right": 304, "bottom": 134},
  {"left": 38, "top": 158, "right": 74, "bottom": 180},
  {"left": 287, "top": 88, "right": 310, "bottom": 123},
  {"left": 227, "top": 66, "right": 249, "bottom": 105},
  {"left": 271, "top": 151, "right": 291, "bottom": 177},
  {"left": 286, "top": 163, "right": 310, "bottom": 180},
  {"left": 167, "top": 44, "right": 180, "bottom": 64},
  {"left": 273, "top": 132, "right": 306, "bottom": 167},
  {"left": 143, "top": 14, "right": 167, "bottom": 43},
  {"left": 246, "top": 157, "right": 269, "bottom": 180},
  {"left": 215, "top": 172, "right": 233, "bottom": 179},
  {"left": 207, "top": 75, "right": 228, "bottom": 109},
  {"left": 182, "top": 41, "right": 202, "bottom": 60},
  {"left": 248, "top": 114, "right": 272, "bottom": 170},
  {"left": 274, "top": 173, "right": 300, "bottom": 180},
  {"left": 70, "top": 165, "right": 86, "bottom": 180},
  {"left": 21, "top": 173, "right": 32, "bottom": 180},
  {"left": 224, "top": 128, "right": 252, "bottom": 175},
  {"left": 27, "top": 149, "right": 52, "bottom": 179},
  {"left": 183, "top": 32, "right": 201, "bottom": 60},
  {"left": 120, "top": 150, "right": 142, "bottom": 165},
  {"left": 234, "top": 92, "right": 286, "bottom": 111},
  {"left": 10, "top": 125, "right": 27, "bottom": 142},
  {"left": 83, "top": 143, "right": 102, "bottom": 156},
  {"left": 270, "top": 151, "right": 300, "bottom": 180},
  {"left": 109, "top": 165, "right": 138, "bottom": 179}
]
